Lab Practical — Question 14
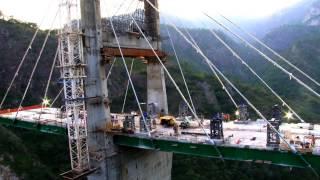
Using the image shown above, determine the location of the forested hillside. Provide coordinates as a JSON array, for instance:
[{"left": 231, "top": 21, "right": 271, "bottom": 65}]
[
  {"left": 162, "top": 24, "right": 320, "bottom": 122},
  {"left": 0, "top": 13, "right": 319, "bottom": 179}
]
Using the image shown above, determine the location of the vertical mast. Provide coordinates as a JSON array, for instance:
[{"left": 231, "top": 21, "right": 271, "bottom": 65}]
[{"left": 58, "top": 0, "right": 90, "bottom": 173}]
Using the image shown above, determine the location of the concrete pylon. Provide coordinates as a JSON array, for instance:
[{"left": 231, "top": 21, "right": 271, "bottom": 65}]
[
  {"left": 82, "top": 0, "right": 172, "bottom": 179},
  {"left": 145, "top": 0, "right": 168, "bottom": 115},
  {"left": 147, "top": 63, "right": 168, "bottom": 115},
  {"left": 81, "top": 0, "right": 118, "bottom": 179}
]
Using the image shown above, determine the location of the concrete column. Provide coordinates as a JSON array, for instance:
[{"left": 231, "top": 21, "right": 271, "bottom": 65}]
[
  {"left": 81, "top": 0, "right": 119, "bottom": 179},
  {"left": 147, "top": 63, "right": 168, "bottom": 115},
  {"left": 120, "top": 148, "right": 172, "bottom": 180},
  {"left": 145, "top": 0, "right": 168, "bottom": 115},
  {"left": 81, "top": 0, "right": 172, "bottom": 179},
  {"left": 144, "top": 1, "right": 172, "bottom": 179},
  {"left": 144, "top": 0, "right": 160, "bottom": 41}
]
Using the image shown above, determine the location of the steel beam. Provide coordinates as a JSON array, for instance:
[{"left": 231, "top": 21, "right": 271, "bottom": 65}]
[
  {"left": 101, "top": 47, "right": 166, "bottom": 60},
  {"left": 113, "top": 135, "right": 320, "bottom": 172},
  {"left": 1, "top": 119, "right": 319, "bottom": 174},
  {"left": 0, "top": 117, "right": 66, "bottom": 135}
]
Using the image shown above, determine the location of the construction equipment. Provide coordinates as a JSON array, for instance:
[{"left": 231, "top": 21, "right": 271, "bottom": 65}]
[
  {"left": 111, "top": 115, "right": 122, "bottom": 131},
  {"left": 210, "top": 113, "right": 224, "bottom": 140},
  {"left": 160, "top": 115, "right": 176, "bottom": 127},
  {"left": 237, "top": 104, "right": 249, "bottom": 121},
  {"left": 123, "top": 115, "right": 135, "bottom": 134},
  {"left": 267, "top": 105, "right": 282, "bottom": 148},
  {"left": 179, "top": 116, "right": 192, "bottom": 129},
  {"left": 140, "top": 113, "right": 152, "bottom": 132}
]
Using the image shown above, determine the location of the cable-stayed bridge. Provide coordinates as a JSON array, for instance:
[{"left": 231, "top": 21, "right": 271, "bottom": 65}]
[{"left": 1, "top": 0, "right": 320, "bottom": 179}]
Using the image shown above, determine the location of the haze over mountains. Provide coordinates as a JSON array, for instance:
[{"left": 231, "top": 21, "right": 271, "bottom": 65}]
[
  {"left": 0, "top": 0, "right": 320, "bottom": 115},
  {"left": 0, "top": 1, "right": 320, "bottom": 179},
  {"left": 160, "top": 0, "right": 320, "bottom": 121},
  {"left": 0, "top": 0, "right": 320, "bottom": 121},
  {"left": 163, "top": 0, "right": 320, "bottom": 37}
]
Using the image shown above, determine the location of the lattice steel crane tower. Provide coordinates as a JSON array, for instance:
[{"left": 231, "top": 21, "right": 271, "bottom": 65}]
[
  {"left": 58, "top": 0, "right": 172, "bottom": 179},
  {"left": 58, "top": 0, "right": 90, "bottom": 176}
]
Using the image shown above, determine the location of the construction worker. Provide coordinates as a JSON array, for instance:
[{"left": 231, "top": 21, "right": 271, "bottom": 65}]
[
  {"left": 159, "top": 109, "right": 165, "bottom": 117},
  {"left": 312, "top": 135, "right": 316, "bottom": 147},
  {"left": 173, "top": 122, "right": 179, "bottom": 136}
]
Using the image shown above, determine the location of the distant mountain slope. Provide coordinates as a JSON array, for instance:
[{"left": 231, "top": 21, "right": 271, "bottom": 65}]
[
  {"left": 240, "top": 0, "right": 315, "bottom": 37},
  {"left": 304, "top": 0, "right": 320, "bottom": 25},
  {"left": 161, "top": 23, "right": 320, "bottom": 122},
  {"left": 0, "top": 9, "right": 319, "bottom": 180},
  {"left": 263, "top": 25, "right": 320, "bottom": 51},
  {"left": 0, "top": 19, "right": 59, "bottom": 108},
  {"left": 0, "top": 126, "right": 69, "bottom": 179},
  {"left": 162, "top": 0, "right": 317, "bottom": 37},
  {"left": 0, "top": 13, "right": 319, "bottom": 121}
]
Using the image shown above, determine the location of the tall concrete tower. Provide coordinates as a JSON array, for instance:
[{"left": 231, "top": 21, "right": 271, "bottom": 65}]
[
  {"left": 80, "top": 0, "right": 172, "bottom": 179},
  {"left": 145, "top": 0, "right": 169, "bottom": 115}
]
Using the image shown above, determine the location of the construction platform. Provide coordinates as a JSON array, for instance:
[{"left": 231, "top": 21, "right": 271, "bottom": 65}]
[{"left": 1, "top": 106, "right": 320, "bottom": 171}]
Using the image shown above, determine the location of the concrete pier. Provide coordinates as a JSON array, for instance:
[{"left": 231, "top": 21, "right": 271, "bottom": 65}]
[
  {"left": 81, "top": 0, "right": 173, "bottom": 179},
  {"left": 120, "top": 148, "right": 172, "bottom": 180},
  {"left": 81, "top": 0, "right": 114, "bottom": 179},
  {"left": 147, "top": 63, "right": 168, "bottom": 115}
]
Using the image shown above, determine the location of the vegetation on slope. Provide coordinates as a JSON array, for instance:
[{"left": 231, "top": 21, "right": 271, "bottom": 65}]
[
  {"left": 0, "top": 15, "right": 320, "bottom": 179},
  {"left": 0, "top": 126, "right": 69, "bottom": 179},
  {"left": 172, "top": 155, "right": 314, "bottom": 180}
]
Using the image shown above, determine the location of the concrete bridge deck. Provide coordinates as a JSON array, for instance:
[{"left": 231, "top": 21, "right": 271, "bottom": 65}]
[{"left": 1, "top": 106, "right": 320, "bottom": 173}]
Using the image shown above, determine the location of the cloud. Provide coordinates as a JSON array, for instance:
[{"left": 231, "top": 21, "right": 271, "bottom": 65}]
[{"left": 0, "top": 0, "right": 303, "bottom": 28}]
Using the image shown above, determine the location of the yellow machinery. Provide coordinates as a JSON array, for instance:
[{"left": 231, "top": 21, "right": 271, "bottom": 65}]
[{"left": 160, "top": 116, "right": 176, "bottom": 126}]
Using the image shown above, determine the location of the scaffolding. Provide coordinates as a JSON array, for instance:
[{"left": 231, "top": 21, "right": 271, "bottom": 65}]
[
  {"left": 58, "top": 0, "right": 89, "bottom": 173},
  {"left": 102, "top": 8, "right": 145, "bottom": 35}
]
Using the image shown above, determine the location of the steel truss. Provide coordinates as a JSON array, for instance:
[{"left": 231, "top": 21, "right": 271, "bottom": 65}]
[{"left": 58, "top": 0, "right": 89, "bottom": 173}]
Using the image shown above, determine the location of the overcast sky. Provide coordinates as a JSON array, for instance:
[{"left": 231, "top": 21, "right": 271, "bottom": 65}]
[{"left": 0, "top": 0, "right": 303, "bottom": 28}]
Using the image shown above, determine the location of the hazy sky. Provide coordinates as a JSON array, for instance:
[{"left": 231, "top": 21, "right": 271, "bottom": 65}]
[{"left": 0, "top": 0, "right": 303, "bottom": 28}]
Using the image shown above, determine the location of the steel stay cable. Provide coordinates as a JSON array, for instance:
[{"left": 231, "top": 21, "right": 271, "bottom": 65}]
[
  {"left": 38, "top": 47, "right": 59, "bottom": 121},
  {"left": 106, "top": 58, "right": 117, "bottom": 81},
  {"left": 105, "top": 0, "right": 151, "bottom": 136},
  {"left": 219, "top": 13, "right": 320, "bottom": 88},
  {"left": 187, "top": 22, "right": 320, "bottom": 179},
  {"left": 165, "top": 19, "right": 318, "bottom": 175},
  {"left": 127, "top": 5, "right": 225, "bottom": 160},
  {"left": 112, "top": 0, "right": 130, "bottom": 17},
  {"left": 15, "top": 29, "right": 51, "bottom": 118},
  {"left": 203, "top": 12, "right": 320, "bottom": 99},
  {"left": 206, "top": 61, "right": 319, "bottom": 177},
  {"left": 50, "top": 87, "right": 63, "bottom": 108},
  {"left": 0, "top": 0, "right": 55, "bottom": 109},
  {"left": 121, "top": 59, "right": 135, "bottom": 113},
  {"left": 202, "top": 21, "right": 306, "bottom": 123},
  {"left": 15, "top": 9, "right": 60, "bottom": 119},
  {"left": 163, "top": 14, "right": 238, "bottom": 109},
  {"left": 104, "top": 0, "right": 136, "bottom": 102},
  {"left": 175, "top": 21, "right": 238, "bottom": 108},
  {"left": 44, "top": 48, "right": 59, "bottom": 100},
  {"left": 165, "top": 25, "right": 197, "bottom": 115},
  {"left": 109, "top": 17, "right": 151, "bottom": 136},
  {"left": 143, "top": 0, "right": 319, "bottom": 175},
  {"left": 0, "top": 30, "right": 39, "bottom": 109},
  {"left": 159, "top": 8, "right": 318, "bottom": 176}
]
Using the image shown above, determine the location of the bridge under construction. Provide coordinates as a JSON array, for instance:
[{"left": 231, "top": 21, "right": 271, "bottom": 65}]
[
  {"left": 1, "top": 104, "right": 320, "bottom": 179},
  {"left": 1, "top": 0, "right": 320, "bottom": 179}
]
